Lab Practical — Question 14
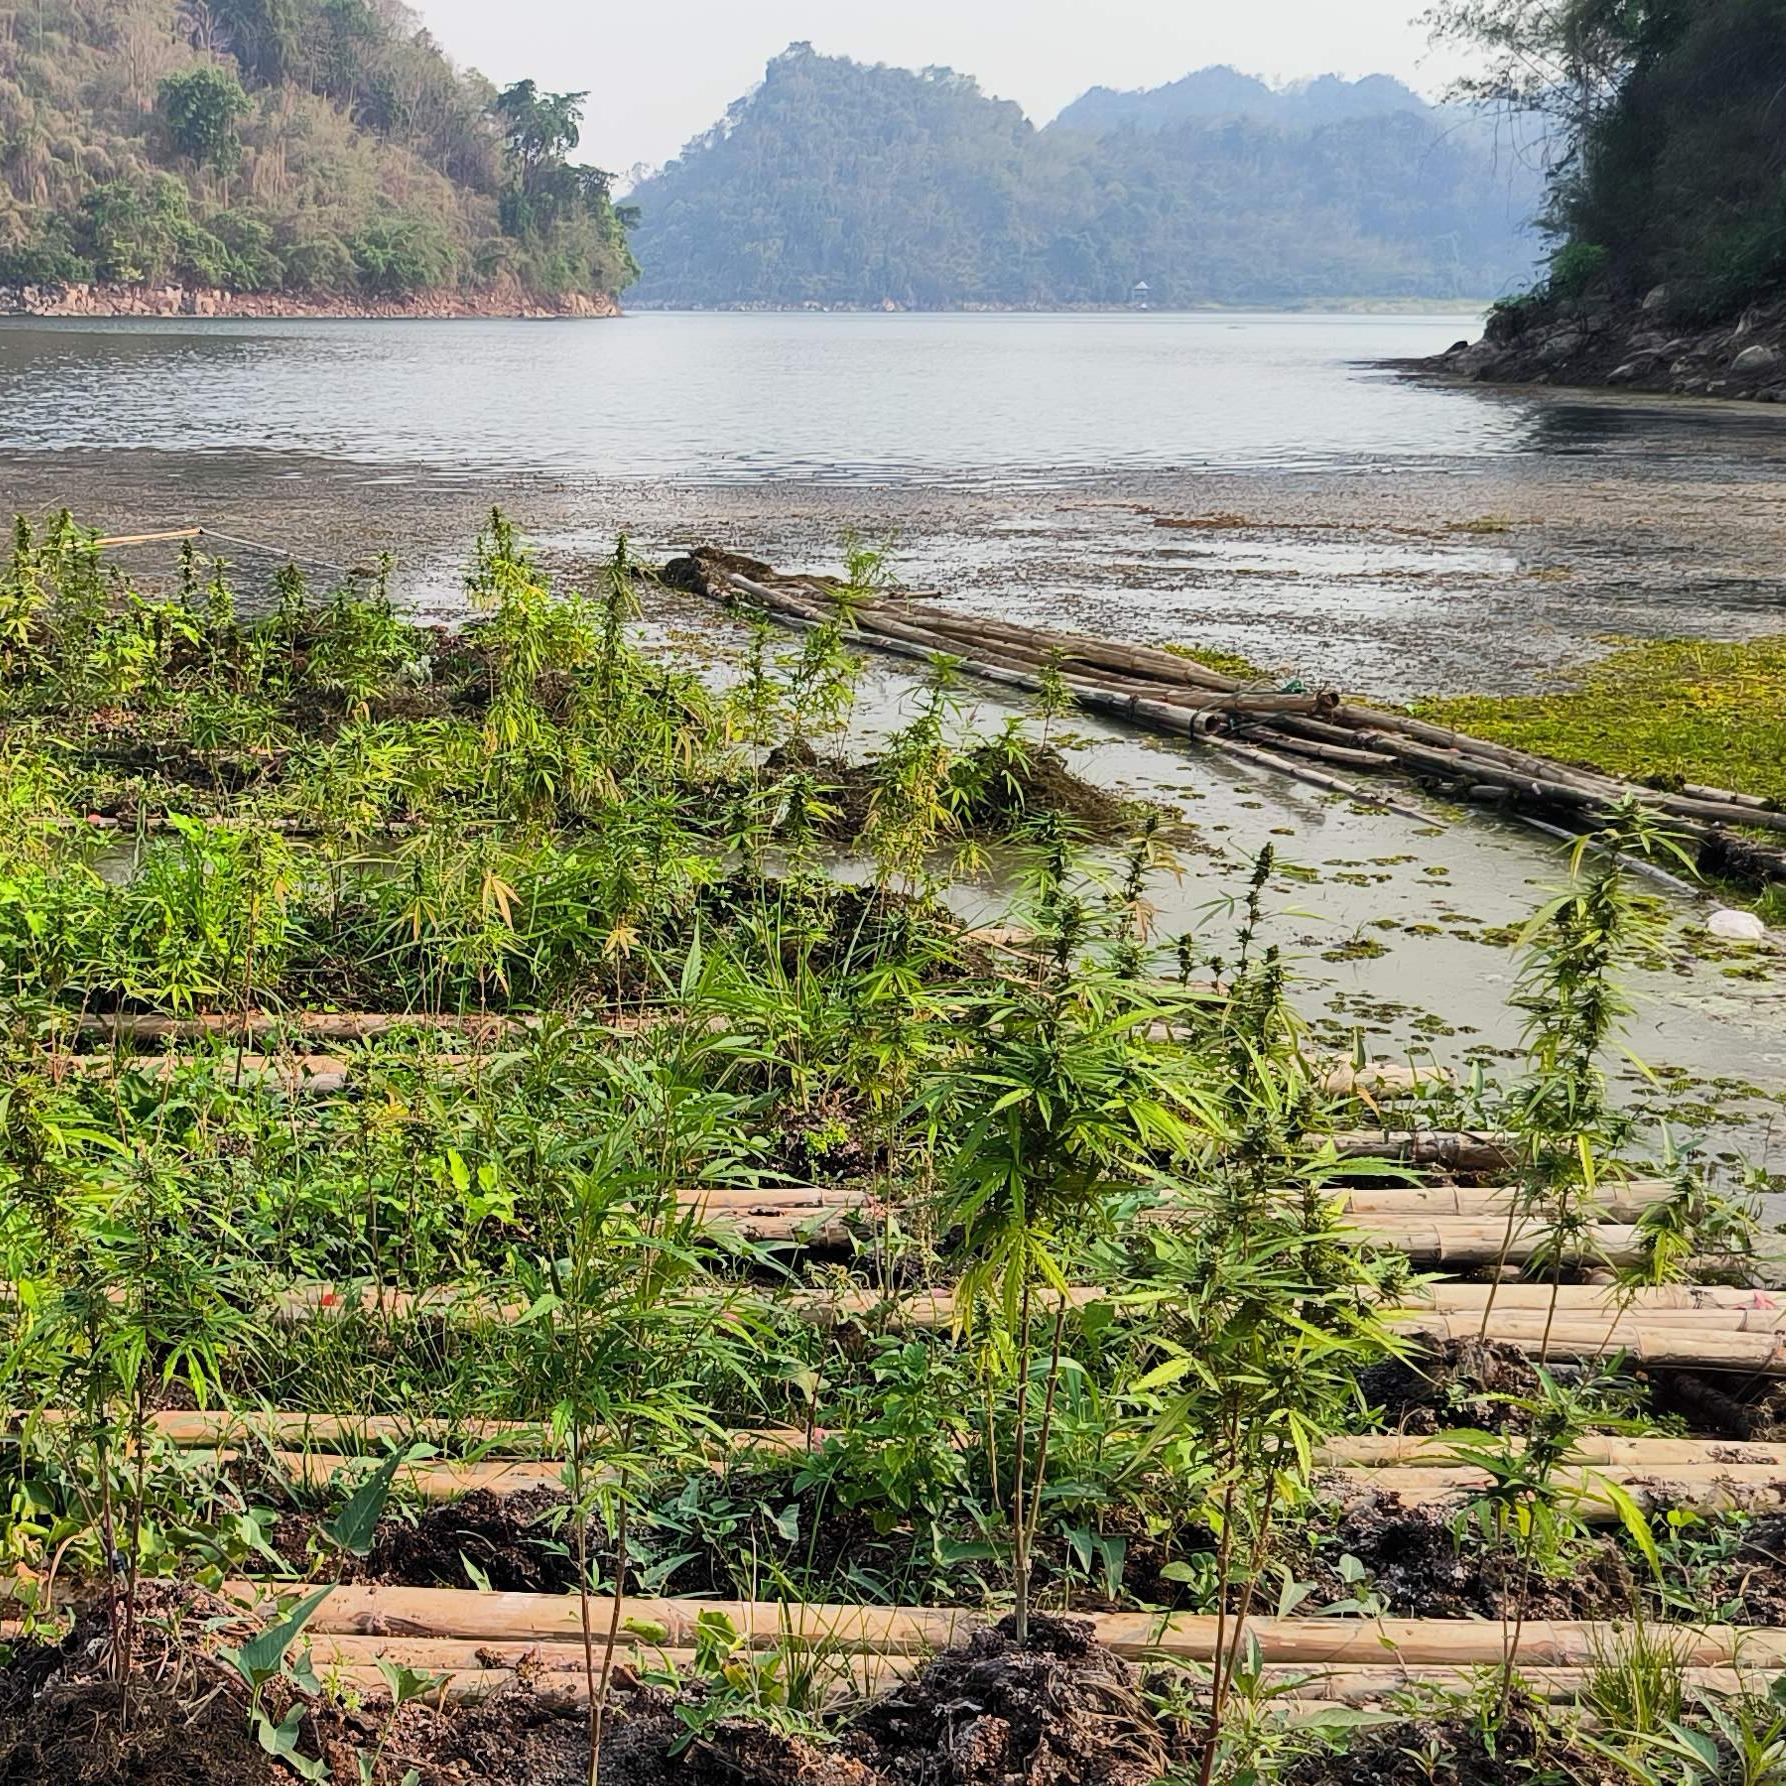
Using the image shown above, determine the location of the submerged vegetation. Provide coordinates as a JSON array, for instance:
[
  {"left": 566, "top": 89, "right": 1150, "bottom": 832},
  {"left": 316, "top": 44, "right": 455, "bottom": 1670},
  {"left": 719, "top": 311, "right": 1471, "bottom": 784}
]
[
  {"left": 0, "top": 516, "right": 1779, "bottom": 1784},
  {"left": 1415, "top": 635, "right": 1786, "bottom": 807}
]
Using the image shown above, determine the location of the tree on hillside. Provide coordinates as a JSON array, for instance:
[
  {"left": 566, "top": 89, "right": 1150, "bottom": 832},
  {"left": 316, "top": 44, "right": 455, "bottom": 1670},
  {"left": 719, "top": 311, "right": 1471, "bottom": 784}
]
[
  {"left": 493, "top": 81, "right": 587, "bottom": 193},
  {"left": 0, "top": 0, "right": 636, "bottom": 301},
  {"left": 159, "top": 65, "right": 249, "bottom": 175},
  {"left": 208, "top": 0, "right": 304, "bottom": 87}
]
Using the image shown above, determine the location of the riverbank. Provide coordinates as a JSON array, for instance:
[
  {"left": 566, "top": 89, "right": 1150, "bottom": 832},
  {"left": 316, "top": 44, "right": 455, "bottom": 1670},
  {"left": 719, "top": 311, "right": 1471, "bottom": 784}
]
[
  {"left": 1418, "top": 293, "right": 1786, "bottom": 402},
  {"left": 0, "top": 281, "right": 621, "bottom": 321}
]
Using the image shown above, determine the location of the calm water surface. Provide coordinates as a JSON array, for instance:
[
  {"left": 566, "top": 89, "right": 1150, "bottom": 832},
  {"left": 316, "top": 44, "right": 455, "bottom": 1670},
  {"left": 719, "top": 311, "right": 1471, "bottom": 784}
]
[{"left": 5, "top": 309, "right": 1784, "bottom": 485}]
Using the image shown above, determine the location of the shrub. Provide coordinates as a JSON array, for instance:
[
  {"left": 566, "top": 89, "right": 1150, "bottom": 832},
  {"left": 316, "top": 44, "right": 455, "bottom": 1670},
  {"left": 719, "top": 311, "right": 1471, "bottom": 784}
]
[
  {"left": 1547, "top": 240, "right": 1609, "bottom": 301},
  {"left": 347, "top": 215, "right": 458, "bottom": 295}
]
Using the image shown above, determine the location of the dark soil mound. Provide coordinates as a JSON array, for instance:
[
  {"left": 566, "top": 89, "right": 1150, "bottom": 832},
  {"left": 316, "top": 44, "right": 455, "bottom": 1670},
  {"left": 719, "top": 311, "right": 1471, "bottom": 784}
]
[
  {"left": 0, "top": 1590, "right": 597, "bottom": 1786},
  {"left": 361, "top": 1488, "right": 576, "bottom": 1592},
  {"left": 273, "top": 1489, "right": 576, "bottom": 1591},
  {"left": 761, "top": 739, "right": 1134, "bottom": 846},
  {"left": 856, "top": 1613, "right": 1168, "bottom": 1786},
  {"left": 1282, "top": 1699, "right": 1585, "bottom": 1786},
  {"left": 0, "top": 1675, "right": 283, "bottom": 1785},
  {"left": 1317, "top": 1486, "right": 1633, "bottom": 1619},
  {"left": 954, "top": 741, "right": 1131, "bottom": 836},
  {"left": 602, "top": 1695, "right": 882, "bottom": 1786},
  {"left": 1651, "top": 1368, "right": 1786, "bottom": 1442},
  {"left": 1359, "top": 1336, "right": 1544, "bottom": 1435},
  {"left": 606, "top": 1615, "right": 1169, "bottom": 1786}
]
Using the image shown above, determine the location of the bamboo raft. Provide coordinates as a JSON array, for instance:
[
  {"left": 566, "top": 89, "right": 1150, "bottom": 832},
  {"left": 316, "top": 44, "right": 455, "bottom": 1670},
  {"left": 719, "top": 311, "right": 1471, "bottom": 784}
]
[{"left": 672, "top": 551, "right": 1786, "bottom": 888}]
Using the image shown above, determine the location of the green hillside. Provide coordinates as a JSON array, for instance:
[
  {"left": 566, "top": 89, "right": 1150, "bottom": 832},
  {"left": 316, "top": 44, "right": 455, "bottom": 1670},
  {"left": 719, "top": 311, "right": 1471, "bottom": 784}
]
[
  {"left": 0, "top": 0, "right": 635, "bottom": 302},
  {"left": 628, "top": 45, "right": 1541, "bottom": 310}
]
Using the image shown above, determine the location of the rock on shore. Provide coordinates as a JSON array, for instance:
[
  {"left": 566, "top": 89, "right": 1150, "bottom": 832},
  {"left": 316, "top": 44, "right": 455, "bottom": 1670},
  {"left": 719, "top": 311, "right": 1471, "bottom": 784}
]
[
  {"left": 1428, "top": 288, "right": 1786, "bottom": 403},
  {"left": 0, "top": 281, "right": 620, "bottom": 321}
]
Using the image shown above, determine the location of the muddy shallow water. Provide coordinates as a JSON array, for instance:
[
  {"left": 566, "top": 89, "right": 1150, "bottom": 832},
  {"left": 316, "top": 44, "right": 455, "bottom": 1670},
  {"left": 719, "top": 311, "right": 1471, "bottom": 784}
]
[
  {"left": 737, "top": 640, "right": 1786, "bottom": 1173},
  {"left": 2, "top": 312, "right": 1785, "bottom": 696}
]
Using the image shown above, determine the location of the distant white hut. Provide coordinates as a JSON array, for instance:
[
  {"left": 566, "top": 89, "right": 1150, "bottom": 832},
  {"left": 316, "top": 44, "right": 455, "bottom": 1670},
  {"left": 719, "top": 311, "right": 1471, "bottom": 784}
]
[{"left": 1131, "top": 280, "right": 1151, "bottom": 310}]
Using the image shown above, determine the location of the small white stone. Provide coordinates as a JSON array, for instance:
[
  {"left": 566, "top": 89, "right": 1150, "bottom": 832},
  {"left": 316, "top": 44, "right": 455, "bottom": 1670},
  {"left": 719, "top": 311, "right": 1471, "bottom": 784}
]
[{"left": 1707, "top": 907, "right": 1768, "bottom": 942}]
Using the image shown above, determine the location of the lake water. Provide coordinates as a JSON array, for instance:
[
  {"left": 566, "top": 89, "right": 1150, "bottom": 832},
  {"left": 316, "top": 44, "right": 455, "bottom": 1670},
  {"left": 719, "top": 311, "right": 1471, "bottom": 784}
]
[{"left": 6, "top": 309, "right": 1786, "bottom": 487}]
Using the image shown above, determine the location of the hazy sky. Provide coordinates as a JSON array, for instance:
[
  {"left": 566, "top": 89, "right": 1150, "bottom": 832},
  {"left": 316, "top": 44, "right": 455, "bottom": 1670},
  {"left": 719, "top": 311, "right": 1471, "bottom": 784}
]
[{"left": 411, "top": 0, "right": 1469, "bottom": 175}]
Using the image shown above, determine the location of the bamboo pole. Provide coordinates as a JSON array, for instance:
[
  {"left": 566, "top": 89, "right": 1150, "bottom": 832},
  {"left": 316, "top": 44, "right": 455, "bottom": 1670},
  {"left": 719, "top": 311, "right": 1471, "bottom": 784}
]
[
  {"left": 296, "top": 1643, "right": 1772, "bottom": 1709},
  {"left": 1391, "top": 1311, "right": 1786, "bottom": 1368},
  {"left": 1406, "top": 1282, "right": 1780, "bottom": 1314},
  {"left": 235, "top": 1450, "right": 1786, "bottom": 1516},
  {"left": 221, "top": 1584, "right": 1786, "bottom": 1668},
  {"left": 24, "top": 1409, "right": 1786, "bottom": 1476},
  {"left": 1324, "top": 1462, "right": 1786, "bottom": 1516},
  {"left": 91, "top": 528, "right": 204, "bottom": 549},
  {"left": 1325, "top": 1434, "right": 1786, "bottom": 1469},
  {"left": 1323, "top": 1131, "right": 1517, "bottom": 1172},
  {"left": 31, "top": 1410, "right": 1786, "bottom": 1481}
]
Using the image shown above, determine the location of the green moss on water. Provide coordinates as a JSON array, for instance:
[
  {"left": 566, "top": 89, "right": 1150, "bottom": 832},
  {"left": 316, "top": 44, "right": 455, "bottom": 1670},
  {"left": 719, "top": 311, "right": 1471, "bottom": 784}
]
[
  {"left": 1414, "top": 635, "right": 1786, "bottom": 806},
  {"left": 1163, "top": 643, "right": 1271, "bottom": 682}
]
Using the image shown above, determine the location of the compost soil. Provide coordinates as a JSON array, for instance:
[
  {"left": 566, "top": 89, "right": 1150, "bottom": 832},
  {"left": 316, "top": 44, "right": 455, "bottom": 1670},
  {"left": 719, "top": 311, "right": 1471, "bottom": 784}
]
[
  {"left": 856, "top": 1613, "right": 1169, "bottom": 1785},
  {"left": 1311, "top": 1484, "right": 1634, "bottom": 1618},
  {"left": 1282, "top": 1698, "right": 1589, "bottom": 1786},
  {"left": 273, "top": 1488, "right": 578, "bottom": 1591},
  {"left": 763, "top": 739, "right": 1130, "bottom": 843},
  {"left": 1358, "top": 1335, "right": 1545, "bottom": 1434},
  {"left": 604, "top": 1614, "right": 1170, "bottom": 1786}
]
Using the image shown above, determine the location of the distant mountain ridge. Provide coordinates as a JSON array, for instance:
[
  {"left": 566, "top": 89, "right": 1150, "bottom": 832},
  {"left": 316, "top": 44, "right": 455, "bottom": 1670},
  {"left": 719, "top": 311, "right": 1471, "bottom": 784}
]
[
  {"left": 1052, "top": 67, "right": 1432, "bottom": 135},
  {"left": 628, "top": 45, "right": 1542, "bottom": 311}
]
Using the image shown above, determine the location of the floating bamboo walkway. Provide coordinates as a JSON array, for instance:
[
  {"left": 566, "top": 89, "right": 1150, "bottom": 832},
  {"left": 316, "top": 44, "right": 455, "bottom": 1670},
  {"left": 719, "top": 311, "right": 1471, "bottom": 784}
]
[{"left": 675, "top": 551, "right": 1786, "bottom": 888}]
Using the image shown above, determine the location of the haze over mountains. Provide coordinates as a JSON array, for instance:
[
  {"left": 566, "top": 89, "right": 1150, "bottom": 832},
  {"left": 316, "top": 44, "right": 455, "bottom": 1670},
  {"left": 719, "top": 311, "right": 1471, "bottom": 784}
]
[
  {"left": 1053, "top": 68, "right": 1434, "bottom": 135},
  {"left": 628, "top": 46, "right": 1543, "bottom": 310}
]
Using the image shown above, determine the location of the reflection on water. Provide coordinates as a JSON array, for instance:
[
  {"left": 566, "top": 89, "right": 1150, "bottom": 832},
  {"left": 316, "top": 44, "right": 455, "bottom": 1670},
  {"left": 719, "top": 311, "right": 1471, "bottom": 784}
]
[{"left": 11, "top": 309, "right": 1780, "bottom": 488}]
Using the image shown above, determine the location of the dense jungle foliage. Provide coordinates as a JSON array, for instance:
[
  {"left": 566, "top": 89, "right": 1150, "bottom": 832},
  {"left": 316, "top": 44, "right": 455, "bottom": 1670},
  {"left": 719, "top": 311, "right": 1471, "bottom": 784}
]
[
  {"left": 1434, "top": 0, "right": 1786, "bottom": 322},
  {"left": 627, "top": 44, "right": 1542, "bottom": 310},
  {"left": 0, "top": 0, "right": 635, "bottom": 299}
]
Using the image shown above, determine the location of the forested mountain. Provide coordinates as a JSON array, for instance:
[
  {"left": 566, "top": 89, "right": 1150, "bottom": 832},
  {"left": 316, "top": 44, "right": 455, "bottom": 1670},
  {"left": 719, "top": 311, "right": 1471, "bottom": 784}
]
[
  {"left": 1547, "top": 0, "right": 1786, "bottom": 320},
  {"left": 1427, "top": 0, "right": 1786, "bottom": 396},
  {"left": 0, "top": 1, "right": 634, "bottom": 302},
  {"left": 1055, "top": 68, "right": 1430, "bottom": 136},
  {"left": 627, "top": 45, "right": 1541, "bottom": 310}
]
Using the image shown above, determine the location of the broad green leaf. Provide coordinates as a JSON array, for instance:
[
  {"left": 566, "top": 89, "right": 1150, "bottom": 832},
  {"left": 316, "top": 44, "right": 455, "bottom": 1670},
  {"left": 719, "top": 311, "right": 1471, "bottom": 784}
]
[
  {"left": 220, "top": 1585, "right": 334, "bottom": 1695},
  {"left": 324, "top": 1450, "right": 410, "bottom": 1558}
]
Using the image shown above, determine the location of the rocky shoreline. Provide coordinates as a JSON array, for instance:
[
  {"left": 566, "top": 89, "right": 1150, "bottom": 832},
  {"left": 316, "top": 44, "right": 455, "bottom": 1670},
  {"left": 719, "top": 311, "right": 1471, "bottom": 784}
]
[
  {"left": 0, "top": 281, "right": 620, "bottom": 321},
  {"left": 1422, "top": 290, "right": 1786, "bottom": 402}
]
